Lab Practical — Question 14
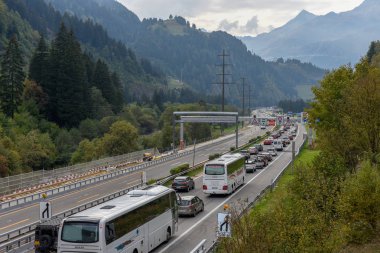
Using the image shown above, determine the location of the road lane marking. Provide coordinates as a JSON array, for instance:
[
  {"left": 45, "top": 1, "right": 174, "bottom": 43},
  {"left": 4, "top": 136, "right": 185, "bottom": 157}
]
[
  {"left": 76, "top": 194, "right": 99, "bottom": 203},
  {"left": 0, "top": 171, "right": 142, "bottom": 218},
  {"left": 158, "top": 127, "right": 304, "bottom": 253},
  {"left": 0, "top": 218, "right": 29, "bottom": 231}
]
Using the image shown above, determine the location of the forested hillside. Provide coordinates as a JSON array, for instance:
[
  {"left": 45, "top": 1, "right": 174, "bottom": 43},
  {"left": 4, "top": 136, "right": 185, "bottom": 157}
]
[
  {"left": 4, "top": 0, "right": 166, "bottom": 100},
  {"left": 45, "top": 0, "right": 326, "bottom": 106},
  {"left": 218, "top": 44, "right": 380, "bottom": 253},
  {"left": 0, "top": 0, "right": 228, "bottom": 177}
]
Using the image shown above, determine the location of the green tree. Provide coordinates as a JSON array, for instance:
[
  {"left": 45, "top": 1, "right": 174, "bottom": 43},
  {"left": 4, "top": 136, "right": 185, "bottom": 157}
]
[
  {"left": 102, "top": 120, "right": 139, "bottom": 156},
  {"left": 47, "top": 23, "right": 90, "bottom": 127},
  {"left": 70, "top": 138, "right": 100, "bottom": 164},
  {"left": 28, "top": 36, "right": 49, "bottom": 89},
  {"left": 338, "top": 162, "right": 380, "bottom": 243},
  {"left": 0, "top": 36, "right": 25, "bottom": 118},
  {"left": 16, "top": 130, "right": 56, "bottom": 171}
]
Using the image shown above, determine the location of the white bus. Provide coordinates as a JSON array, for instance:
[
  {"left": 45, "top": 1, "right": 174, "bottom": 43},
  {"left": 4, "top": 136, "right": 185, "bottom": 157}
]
[
  {"left": 202, "top": 153, "right": 246, "bottom": 195},
  {"left": 57, "top": 185, "right": 178, "bottom": 253}
]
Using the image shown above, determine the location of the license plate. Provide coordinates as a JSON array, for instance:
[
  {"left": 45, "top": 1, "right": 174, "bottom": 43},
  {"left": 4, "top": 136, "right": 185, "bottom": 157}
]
[{"left": 212, "top": 187, "right": 218, "bottom": 189}]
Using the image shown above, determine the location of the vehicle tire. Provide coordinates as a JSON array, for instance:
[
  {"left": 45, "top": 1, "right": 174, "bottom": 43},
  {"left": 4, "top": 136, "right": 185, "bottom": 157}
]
[
  {"left": 165, "top": 227, "right": 171, "bottom": 242},
  {"left": 201, "top": 204, "right": 204, "bottom": 212},
  {"left": 39, "top": 235, "right": 52, "bottom": 250},
  {"left": 242, "top": 177, "right": 245, "bottom": 183},
  {"left": 192, "top": 184, "right": 195, "bottom": 190},
  {"left": 133, "top": 249, "right": 138, "bottom": 253}
]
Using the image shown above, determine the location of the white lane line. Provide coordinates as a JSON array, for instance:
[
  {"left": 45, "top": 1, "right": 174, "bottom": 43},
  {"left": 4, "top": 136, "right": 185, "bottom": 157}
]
[{"left": 158, "top": 150, "right": 288, "bottom": 253}]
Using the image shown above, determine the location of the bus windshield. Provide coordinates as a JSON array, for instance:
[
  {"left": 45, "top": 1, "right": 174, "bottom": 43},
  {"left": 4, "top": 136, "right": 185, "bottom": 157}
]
[
  {"left": 205, "top": 165, "right": 225, "bottom": 175},
  {"left": 61, "top": 221, "right": 99, "bottom": 243}
]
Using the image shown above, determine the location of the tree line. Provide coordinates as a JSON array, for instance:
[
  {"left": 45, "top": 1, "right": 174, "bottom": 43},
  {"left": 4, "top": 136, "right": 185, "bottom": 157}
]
[{"left": 218, "top": 44, "right": 380, "bottom": 252}]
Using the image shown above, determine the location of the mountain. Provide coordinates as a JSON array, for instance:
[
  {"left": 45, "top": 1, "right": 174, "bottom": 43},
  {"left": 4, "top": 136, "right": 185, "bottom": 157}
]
[
  {"left": 4, "top": 0, "right": 166, "bottom": 100},
  {"left": 44, "top": 0, "right": 326, "bottom": 105},
  {"left": 241, "top": 0, "right": 380, "bottom": 69}
]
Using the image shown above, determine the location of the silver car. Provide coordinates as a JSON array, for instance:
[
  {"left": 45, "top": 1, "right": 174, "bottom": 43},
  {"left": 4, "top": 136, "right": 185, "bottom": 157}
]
[{"left": 178, "top": 195, "right": 204, "bottom": 217}]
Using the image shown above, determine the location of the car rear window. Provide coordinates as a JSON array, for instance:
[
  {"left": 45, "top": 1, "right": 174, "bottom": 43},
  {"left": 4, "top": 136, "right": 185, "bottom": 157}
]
[
  {"left": 179, "top": 200, "right": 191, "bottom": 206},
  {"left": 174, "top": 179, "right": 186, "bottom": 182}
]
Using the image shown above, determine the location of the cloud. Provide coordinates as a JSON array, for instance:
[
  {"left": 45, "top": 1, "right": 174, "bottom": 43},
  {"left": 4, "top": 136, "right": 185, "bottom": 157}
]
[
  {"left": 218, "top": 19, "right": 239, "bottom": 31},
  {"left": 242, "top": 16, "right": 259, "bottom": 33},
  {"left": 217, "top": 15, "right": 261, "bottom": 35}
]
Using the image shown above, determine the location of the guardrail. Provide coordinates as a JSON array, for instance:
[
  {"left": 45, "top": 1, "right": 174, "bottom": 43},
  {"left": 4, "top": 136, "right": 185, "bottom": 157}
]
[
  {"left": 0, "top": 182, "right": 144, "bottom": 253},
  {"left": 207, "top": 132, "right": 306, "bottom": 252},
  {"left": 0, "top": 127, "right": 264, "bottom": 252},
  {"left": 190, "top": 239, "right": 207, "bottom": 253},
  {"left": 0, "top": 131, "right": 244, "bottom": 210},
  {"left": 0, "top": 150, "right": 193, "bottom": 211},
  {"left": 0, "top": 148, "right": 157, "bottom": 196}
]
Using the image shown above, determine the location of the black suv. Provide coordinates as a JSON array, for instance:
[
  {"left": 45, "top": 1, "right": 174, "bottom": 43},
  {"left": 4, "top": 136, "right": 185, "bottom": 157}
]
[{"left": 34, "top": 218, "right": 61, "bottom": 253}]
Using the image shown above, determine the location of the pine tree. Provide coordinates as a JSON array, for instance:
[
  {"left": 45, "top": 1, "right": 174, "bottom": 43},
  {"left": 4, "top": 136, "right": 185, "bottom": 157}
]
[
  {"left": 0, "top": 36, "right": 25, "bottom": 118},
  {"left": 93, "top": 59, "right": 113, "bottom": 103},
  {"left": 47, "top": 23, "right": 89, "bottom": 127},
  {"left": 110, "top": 72, "right": 124, "bottom": 113},
  {"left": 29, "top": 36, "right": 49, "bottom": 89}
]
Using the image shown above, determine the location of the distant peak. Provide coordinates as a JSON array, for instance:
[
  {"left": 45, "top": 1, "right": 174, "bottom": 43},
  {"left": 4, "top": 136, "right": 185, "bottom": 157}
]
[{"left": 297, "top": 9, "right": 315, "bottom": 18}]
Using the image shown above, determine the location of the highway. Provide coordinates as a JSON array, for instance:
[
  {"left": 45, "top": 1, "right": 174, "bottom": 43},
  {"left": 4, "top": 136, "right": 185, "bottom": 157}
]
[
  {"left": 153, "top": 125, "right": 305, "bottom": 253},
  {"left": 0, "top": 124, "right": 266, "bottom": 235}
]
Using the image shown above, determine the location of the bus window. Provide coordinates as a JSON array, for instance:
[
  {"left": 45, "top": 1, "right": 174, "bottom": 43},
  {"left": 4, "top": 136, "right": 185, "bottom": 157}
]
[
  {"left": 205, "top": 165, "right": 224, "bottom": 175},
  {"left": 61, "top": 221, "right": 99, "bottom": 243}
]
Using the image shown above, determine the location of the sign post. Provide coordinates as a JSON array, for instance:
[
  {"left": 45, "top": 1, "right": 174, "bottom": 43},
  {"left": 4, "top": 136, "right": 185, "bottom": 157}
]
[
  {"left": 217, "top": 212, "right": 231, "bottom": 237},
  {"left": 40, "top": 201, "right": 52, "bottom": 221}
]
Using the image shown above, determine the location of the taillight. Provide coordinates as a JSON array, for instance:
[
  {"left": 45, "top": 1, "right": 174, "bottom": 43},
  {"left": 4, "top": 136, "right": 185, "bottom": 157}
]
[
  {"left": 203, "top": 185, "right": 207, "bottom": 190},
  {"left": 223, "top": 185, "right": 228, "bottom": 190}
]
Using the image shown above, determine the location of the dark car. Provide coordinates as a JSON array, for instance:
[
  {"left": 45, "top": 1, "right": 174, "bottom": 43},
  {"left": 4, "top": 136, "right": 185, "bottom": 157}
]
[
  {"left": 34, "top": 218, "right": 61, "bottom": 253},
  {"left": 254, "top": 144, "right": 263, "bottom": 151},
  {"left": 178, "top": 195, "right": 204, "bottom": 216},
  {"left": 172, "top": 176, "right": 195, "bottom": 192}
]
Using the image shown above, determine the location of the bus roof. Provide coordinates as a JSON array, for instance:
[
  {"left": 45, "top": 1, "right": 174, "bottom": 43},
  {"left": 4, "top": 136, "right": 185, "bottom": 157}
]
[
  {"left": 205, "top": 153, "right": 244, "bottom": 166},
  {"left": 65, "top": 185, "right": 173, "bottom": 221}
]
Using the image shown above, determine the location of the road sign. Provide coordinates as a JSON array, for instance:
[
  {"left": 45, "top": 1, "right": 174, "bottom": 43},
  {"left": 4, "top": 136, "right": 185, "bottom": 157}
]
[
  {"left": 40, "top": 201, "right": 52, "bottom": 221},
  {"left": 217, "top": 212, "right": 231, "bottom": 237}
]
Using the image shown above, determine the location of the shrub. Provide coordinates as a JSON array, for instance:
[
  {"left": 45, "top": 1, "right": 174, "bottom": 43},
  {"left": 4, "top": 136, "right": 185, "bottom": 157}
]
[
  {"left": 230, "top": 146, "right": 236, "bottom": 151},
  {"left": 170, "top": 163, "right": 189, "bottom": 175},
  {"left": 209, "top": 153, "right": 221, "bottom": 160}
]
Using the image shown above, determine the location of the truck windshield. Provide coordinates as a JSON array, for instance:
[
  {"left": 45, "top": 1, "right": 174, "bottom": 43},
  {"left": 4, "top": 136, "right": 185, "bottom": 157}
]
[
  {"left": 61, "top": 221, "right": 99, "bottom": 243},
  {"left": 205, "top": 165, "right": 225, "bottom": 175}
]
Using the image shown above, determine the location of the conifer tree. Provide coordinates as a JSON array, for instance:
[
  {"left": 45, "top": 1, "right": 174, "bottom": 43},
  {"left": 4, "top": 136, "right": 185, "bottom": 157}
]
[
  {"left": 0, "top": 36, "right": 25, "bottom": 118},
  {"left": 29, "top": 36, "right": 49, "bottom": 88},
  {"left": 110, "top": 72, "right": 124, "bottom": 113},
  {"left": 47, "top": 23, "right": 89, "bottom": 127}
]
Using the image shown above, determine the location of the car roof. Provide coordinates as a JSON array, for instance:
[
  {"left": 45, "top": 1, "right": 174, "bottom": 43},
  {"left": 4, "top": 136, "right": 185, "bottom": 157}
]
[
  {"left": 180, "top": 195, "right": 196, "bottom": 200},
  {"left": 175, "top": 176, "right": 188, "bottom": 180}
]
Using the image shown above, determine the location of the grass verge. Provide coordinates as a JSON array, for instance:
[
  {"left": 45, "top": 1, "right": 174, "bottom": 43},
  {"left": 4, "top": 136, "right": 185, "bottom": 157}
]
[{"left": 252, "top": 144, "right": 320, "bottom": 214}]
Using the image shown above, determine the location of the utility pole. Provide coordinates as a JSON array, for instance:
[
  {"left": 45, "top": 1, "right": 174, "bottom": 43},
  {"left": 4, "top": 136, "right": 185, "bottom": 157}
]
[
  {"left": 241, "top": 77, "right": 245, "bottom": 127},
  {"left": 215, "top": 49, "right": 232, "bottom": 134},
  {"left": 216, "top": 50, "right": 231, "bottom": 112},
  {"left": 248, "top": 84, "right": 251, "bottom": 116}
]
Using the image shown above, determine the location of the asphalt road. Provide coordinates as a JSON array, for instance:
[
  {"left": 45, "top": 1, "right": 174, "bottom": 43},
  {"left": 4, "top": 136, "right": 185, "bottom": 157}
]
[
  {"left": 153, "top": 125, "right": 305, "bottom": 253},
  {"left": 0, "top": 125, "right": 267, "bottom": 235}
]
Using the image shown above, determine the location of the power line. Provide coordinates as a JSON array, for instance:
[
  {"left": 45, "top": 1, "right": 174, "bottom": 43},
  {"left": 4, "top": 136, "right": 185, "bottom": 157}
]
[{"left": 215, "top": 49, "right": 232, "bottom": 112}]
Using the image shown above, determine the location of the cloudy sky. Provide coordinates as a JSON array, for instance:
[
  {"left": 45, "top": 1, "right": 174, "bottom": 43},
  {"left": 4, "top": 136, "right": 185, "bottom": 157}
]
[{"left": 118, "top": 0, "right": 364, "bottom": 36}]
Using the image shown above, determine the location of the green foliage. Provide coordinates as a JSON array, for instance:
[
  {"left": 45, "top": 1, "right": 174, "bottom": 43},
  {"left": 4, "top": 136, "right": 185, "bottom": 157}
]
[
  {"left": 209, "top": 153, "right": 221, "bottom": 160},
  {"left": 337, "top": 162, "right": 380, "bottom": 244},
  {"left": 230, "top": 146, "right": 236, "bottom": 151},
  {"left": 308, "top": 60, "right": 380, "bottom": 167},
  {"left": 169, "top": 163, "right": 189, "bottom": 175},
  {"left": 0, "top": 37, "right": 25, "bottom": 118},
  {"left": 278, "top": 99, "right": 309, "bottom": 113},
  {"left": 101, "top": 120, "right": 139, "bottom": 156}
]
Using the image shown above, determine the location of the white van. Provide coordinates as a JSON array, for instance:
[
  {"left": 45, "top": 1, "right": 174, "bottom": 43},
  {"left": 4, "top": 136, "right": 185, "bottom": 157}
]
[{"left": 273, "top": 139, "right": 283, "bottom": 151}]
